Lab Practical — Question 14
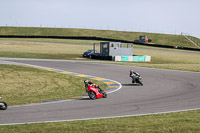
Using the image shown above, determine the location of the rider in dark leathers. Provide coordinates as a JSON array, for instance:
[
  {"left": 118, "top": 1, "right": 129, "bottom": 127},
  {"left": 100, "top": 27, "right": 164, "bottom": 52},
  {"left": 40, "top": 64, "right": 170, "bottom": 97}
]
[{"left": 130, "top": 69, "right": 139, "bottom": 83}]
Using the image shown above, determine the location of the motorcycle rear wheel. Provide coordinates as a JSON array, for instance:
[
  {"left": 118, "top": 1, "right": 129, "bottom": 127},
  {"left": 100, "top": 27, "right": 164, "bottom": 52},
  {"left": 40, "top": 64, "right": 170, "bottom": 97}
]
[
  {"left": 0, "top": 101, "right": 7, "bottom": 110},
  {"left": 103, "top": 93, "right": 107, "bottom": 98}
]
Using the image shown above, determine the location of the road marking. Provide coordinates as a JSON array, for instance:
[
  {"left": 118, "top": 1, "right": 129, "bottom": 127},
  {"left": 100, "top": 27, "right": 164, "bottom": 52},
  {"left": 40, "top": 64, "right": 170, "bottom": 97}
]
[
  {"left": 104, "top": 82, "right": 116, "bottom": 84},
  {"left": 46, "top": 69, "right": 54, "bottom": 71},
  {"left": 69, "top": 96, "right": 84, "bottom": 99},
  {"left": 4, "top": 62, "right": 122, "bottom": 108},
  {"left": 107, "top": 86, "right": 118, "bottom": 88},
  {"left": 91, "top": 78, "right": 105, "bottom": 80},
  {"left": 75, "top": 75, "right": 88, "bottom": 77},
  {"left": 59, "top": 72, "right": 72, "bottom": 74}
]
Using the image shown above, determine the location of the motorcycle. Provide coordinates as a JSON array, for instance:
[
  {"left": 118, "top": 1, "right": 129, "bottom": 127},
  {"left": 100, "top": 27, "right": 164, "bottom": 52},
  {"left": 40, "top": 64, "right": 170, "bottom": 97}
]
[
  {"left": 131, "top": 72, "right": 143, "bottom": 86},
  {"left": 0, "top": 97, "right": 7, "bottom": 110},
  {"left": 84, "top": 81, "right": 107, "bottom": 100}
]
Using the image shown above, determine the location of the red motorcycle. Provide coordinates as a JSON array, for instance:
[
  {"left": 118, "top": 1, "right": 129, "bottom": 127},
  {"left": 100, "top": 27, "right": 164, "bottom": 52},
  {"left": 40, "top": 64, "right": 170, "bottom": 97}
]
[{"left": 84, "top": 80, "right": 107, "bottom": 100}]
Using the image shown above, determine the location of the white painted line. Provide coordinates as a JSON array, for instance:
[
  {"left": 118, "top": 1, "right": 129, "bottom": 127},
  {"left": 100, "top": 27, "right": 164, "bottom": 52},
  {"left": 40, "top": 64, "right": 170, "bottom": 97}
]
[
  {"left": 1, "top": 107, "right": 200, "bottom": 126},
  {"left": 9, "top": 99, "right": 74, "bottom": 108},
  {"left": 4, "top": 62, "right": 122, "bottom": 108}
]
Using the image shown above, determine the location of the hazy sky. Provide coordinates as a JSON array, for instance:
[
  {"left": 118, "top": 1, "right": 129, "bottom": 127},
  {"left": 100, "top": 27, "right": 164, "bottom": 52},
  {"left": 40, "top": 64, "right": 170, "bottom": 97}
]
[{"left": 1, "top": 0, "right": 200, "bottom": 38}]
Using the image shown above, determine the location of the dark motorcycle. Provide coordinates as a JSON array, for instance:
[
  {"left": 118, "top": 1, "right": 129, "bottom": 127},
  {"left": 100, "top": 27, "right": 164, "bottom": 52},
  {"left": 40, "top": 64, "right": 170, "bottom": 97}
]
[
  {"left": 131, "top": 72, "right": 143, "bottom": 86},
  {"left": 0, "top": 97, "right": 7, "bottom": 110}
]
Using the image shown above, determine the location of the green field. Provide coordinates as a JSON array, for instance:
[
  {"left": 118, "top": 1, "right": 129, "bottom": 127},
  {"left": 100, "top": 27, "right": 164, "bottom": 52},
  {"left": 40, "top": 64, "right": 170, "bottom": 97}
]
[
  {"left": 127, "top": 46, "right": 200, "bottom": 72},
  {"left": 0, "top": 64, "right": 107, "bottom": 105},
  {"left": 0, "top": 26, "right": 200, "bottom": 48}
]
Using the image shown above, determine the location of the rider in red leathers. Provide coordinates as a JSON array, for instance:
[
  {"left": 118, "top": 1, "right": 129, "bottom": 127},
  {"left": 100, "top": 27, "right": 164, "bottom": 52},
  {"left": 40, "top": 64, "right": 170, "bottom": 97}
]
[{"left": 84, "top": 80, "right": 102, "bottom": 93}]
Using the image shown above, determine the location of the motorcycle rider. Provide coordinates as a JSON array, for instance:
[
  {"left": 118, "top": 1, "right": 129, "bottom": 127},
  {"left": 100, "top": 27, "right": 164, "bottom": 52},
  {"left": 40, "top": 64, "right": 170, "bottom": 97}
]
[
  {"left": 84, "top": 80, "right": 90, "bottom": 92},
  {"left": 130, "top": 69, "right": 139, "bottom": 83},
  {"left": 84, "top": 80, "right": 95, "bottom": 91},
  {"left": 84, "top": 80, "right": 102, "bottom": 93}
]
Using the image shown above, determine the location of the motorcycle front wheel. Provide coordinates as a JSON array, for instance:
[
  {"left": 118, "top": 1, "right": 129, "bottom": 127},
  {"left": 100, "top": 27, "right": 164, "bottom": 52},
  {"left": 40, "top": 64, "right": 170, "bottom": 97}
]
[
  {"left": 88, "top": 91, "right": 96, "bottom": 100},
  {"left": 0, "top": 101, "right": 7, "bottom": 110},
  {"left": 138, "top": 80, "right": 143, "bottom": 86}
]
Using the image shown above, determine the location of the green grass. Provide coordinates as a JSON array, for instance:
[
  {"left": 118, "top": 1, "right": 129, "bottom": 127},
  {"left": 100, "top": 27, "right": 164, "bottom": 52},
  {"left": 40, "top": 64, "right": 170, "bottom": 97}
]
[
  {"left": 1, "top": 110, "right": 200, "bottom": 133},
  {"left": 131, "top": 47, "right": 200, "bottom": 72},
  {"left": 0, "top": 64, "right": 107, "bottom": 105},
  {"left": 0, "top": 38, "right": 102, "bottom": 45},
  {"left": 189, "top": 36, "right": 200, "bottom": 46},
  {"left": 0, "top": 26, "right": 200, "bottom": 48},
  {"left": 0, "top": 38, "right": 99, "bottom": 60}
]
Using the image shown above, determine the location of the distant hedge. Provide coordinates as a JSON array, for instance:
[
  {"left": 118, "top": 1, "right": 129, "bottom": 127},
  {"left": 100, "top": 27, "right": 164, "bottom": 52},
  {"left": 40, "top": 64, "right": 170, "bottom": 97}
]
[{"left": 1, "top": 35, "right": 200, "bottom": 51}]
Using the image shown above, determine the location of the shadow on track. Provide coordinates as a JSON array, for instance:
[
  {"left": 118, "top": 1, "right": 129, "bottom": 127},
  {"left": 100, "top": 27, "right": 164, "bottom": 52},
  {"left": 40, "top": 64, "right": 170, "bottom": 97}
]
[
  {"left": 122, "top": 84, "right": 142, "bottom": 86},
  {"left": 79, "top": 98, "right": 91, "bottom": 100}
]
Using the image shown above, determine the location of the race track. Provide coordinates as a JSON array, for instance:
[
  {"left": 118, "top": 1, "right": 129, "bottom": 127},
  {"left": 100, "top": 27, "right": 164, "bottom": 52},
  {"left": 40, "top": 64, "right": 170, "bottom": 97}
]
[{"left": 0, "top": 58, "right": 200, "bottom": 125}]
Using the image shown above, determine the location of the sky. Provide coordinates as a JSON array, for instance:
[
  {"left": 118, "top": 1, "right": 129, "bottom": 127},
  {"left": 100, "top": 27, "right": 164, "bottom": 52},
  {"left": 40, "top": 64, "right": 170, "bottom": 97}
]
[{"left": 0, "top": 0, "right": 200, "bottom": 38}]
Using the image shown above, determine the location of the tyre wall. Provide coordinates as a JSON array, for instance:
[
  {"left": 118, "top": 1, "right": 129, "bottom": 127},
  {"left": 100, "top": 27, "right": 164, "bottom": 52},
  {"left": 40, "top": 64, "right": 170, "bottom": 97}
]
[{"left": 114, "top": 55, "right": 151, "bottom": 62}]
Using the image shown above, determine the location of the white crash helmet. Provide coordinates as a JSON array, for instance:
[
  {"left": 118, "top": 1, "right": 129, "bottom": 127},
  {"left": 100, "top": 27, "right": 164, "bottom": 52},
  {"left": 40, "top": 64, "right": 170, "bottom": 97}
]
[{"left": 84, "top": 80, "right": 88, "bottom": 84}]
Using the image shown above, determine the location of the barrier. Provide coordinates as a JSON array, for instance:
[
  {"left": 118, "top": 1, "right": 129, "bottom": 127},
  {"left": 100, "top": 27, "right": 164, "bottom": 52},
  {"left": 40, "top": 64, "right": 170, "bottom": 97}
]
[
  {"left": 133, "top": 56, "right": 146, "bottom": 62},
  {"left": 113, "top": 55, "right": 151, "bottom": 62},
  {"left": 145, "top": 56, "right": 151, "bottom": 62},
  {"left": 114, "top": 56, "right": 121, "bottom": 61},
  {"left": 121, "top": 56, "right": 129, "bottom": 61}
]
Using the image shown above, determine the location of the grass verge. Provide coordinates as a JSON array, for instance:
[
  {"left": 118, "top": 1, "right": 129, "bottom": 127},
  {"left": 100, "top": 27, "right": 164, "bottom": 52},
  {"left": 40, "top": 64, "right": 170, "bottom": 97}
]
[
  {"left": 0, "top": 110, "right": 200, "bottom": 133},
  {"left": 0, "top": 64, "right": 107, "bottom": 105},
  {"left": 0, "top": 38, "right": 200, "bottom": 72},
  {"left": 1, "top": 26, "right": 200, "bottom": 48},
  {"left": 0, "top": 38, "right": 103, "bottom": 60},
  {"left": 129, "top": 47, "right": 200, "bottom": 72}
]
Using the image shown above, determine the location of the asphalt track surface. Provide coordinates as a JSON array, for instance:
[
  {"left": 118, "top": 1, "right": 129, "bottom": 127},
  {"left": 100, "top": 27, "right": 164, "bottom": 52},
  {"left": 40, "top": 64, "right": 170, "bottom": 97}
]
[{"left": 0, "top": 58, "right": 200, "bottom": 125}]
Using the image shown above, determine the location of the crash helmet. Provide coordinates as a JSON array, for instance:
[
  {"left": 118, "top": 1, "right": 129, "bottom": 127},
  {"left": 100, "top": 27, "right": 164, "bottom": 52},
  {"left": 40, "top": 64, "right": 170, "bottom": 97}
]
[
  {"left": 84, "top": 80, "right": 88, "bottom": 84},
  {"left": 130, "top": 69, "right": 134, "bottom": 73},
  {"left": 88, "top": 81, "right": 93, "bottom": 84}
]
